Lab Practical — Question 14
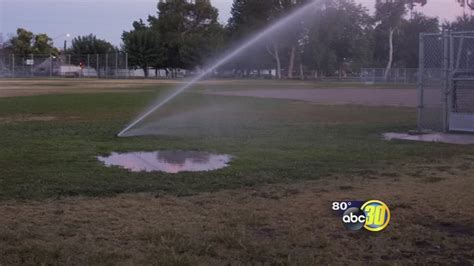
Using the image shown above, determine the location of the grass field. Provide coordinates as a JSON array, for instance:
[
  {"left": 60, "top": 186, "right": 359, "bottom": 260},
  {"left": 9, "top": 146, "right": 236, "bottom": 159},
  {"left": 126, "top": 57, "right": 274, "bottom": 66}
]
[{"left": 0, "top": 79, "right": 472, "bottom": 264}]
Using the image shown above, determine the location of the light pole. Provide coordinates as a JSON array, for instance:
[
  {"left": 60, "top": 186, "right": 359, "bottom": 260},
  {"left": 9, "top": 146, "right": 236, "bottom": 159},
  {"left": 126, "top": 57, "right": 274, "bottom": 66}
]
[{"left": 52, "top": 33, "right": 71, "bottom": 52}]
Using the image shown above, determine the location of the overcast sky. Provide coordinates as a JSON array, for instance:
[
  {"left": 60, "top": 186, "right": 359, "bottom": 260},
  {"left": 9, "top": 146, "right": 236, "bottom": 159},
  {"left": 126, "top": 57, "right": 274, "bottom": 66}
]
[{"left": 0, "top": 0, "right": 467, "bottom": 47}]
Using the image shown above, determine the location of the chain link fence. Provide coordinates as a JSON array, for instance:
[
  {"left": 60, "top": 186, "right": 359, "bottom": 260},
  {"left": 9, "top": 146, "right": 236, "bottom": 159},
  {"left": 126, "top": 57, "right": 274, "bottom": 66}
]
[
  {"left": 418, "top": 33, "right": 445, "bottom": 132},
  {"left": 360, "top": 68, "right": 418, "bottom": 84},
  {"left": 449, "top": 32, "right": 474, "bottom": 132},
  {"left": 418, "top": 31, "right": 474, "bottom": 133},
  {"left": 0, "top": 53, "right": 132, "bottom": 78}
]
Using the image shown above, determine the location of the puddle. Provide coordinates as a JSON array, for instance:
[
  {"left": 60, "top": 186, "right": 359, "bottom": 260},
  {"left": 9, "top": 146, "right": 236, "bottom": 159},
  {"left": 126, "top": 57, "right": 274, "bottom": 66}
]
[{"left": 98, "top": 151, "right": 232, "bottom": 173}]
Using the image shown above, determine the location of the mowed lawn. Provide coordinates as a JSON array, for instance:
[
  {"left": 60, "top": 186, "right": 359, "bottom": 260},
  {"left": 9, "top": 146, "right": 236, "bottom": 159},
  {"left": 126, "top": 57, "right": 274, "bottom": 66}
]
[
  {"left": 0, "top": 80, "right": 455, "bottom": 199},
  {"left": 0, "top": 79, "right": 472, "bottom": 264}
]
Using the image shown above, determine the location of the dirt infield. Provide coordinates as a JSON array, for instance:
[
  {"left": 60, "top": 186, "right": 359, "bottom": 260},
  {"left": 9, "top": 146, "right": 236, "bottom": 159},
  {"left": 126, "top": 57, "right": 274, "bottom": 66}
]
[{"left": 209, "top": 88, "right": 424, "bottom": 107}]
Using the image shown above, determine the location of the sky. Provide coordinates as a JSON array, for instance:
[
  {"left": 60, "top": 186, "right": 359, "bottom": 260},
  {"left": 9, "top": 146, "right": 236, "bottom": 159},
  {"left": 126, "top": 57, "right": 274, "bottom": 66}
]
[{"left": 0, "top": 0, "right": 467, "bottom": 48}]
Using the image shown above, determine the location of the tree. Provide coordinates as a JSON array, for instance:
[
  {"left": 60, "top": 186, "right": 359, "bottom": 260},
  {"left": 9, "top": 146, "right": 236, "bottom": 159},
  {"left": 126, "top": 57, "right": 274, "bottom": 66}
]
[
  {"left": 9, "top": 28, "right": 33, "bottom": 55},
  {"left": 397, "top": 12, "right": 439, "bottom": 68},
  {"left": 150, "top": 0, "right": 224, "bottom": 76},
  {"left": 307, "top": 0, "right": 373, "bottom": 77},
  {"left": 374, "top": 0, "right": 427, "bottom": 80},
  {"left": 277, "top": 0, "right": 313, "bottom": 79},
  {"left": 70, "top": 34, "right": 115, "bottom": 55},
  {"left": 227, "top": 0, "right": 276, "bottom": 77},
  {"left": 32, "top": 34, "right": 58, "bottom": 55},
  {"left": 457, "top": 0, "right": 474, "bottom": 11},
  {"left": 446, "top": 14, "right": 474, "bottom": 31},
  {"left": 122, "top": 21, "right": 161, "bottom": 77},
  {"left": 9, "top": 28, "right": 58, "bottom": 55}
]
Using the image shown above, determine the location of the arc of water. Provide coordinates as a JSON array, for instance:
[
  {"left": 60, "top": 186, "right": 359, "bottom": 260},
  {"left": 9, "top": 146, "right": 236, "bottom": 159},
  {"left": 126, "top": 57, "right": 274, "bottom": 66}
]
[{"left": 117, "top": 0, "right": 318, "bottom": 137}]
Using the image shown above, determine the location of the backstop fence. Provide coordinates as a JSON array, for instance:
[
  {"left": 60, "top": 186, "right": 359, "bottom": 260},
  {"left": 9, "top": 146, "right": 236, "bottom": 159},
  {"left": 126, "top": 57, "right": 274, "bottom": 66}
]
[{"left": 418, "top": 31, "right": 474, "bottom": 133}]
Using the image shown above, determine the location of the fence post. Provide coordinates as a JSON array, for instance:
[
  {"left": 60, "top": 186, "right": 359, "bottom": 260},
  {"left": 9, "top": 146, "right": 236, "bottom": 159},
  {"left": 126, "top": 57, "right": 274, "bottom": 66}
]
[
  {"left": 449, "top": 32, "right": 455, "bottom": 111},
  {"left": 11, "top": 54, "right": 15, "bottom": 78},
  {"left": 417, "top": 33, "right": 425, "bottom": 131},
  {"left": 105, "top": 53, "right": 108, "bottom": 78},
  {"left": 49, "top": 54, "right": 53, "bottom": 78},
  {"left": 96, "top": 54, "right": 99, "bottom": 78},
  {"left": 125, "top": 53, "right": 129, "bottom": 78},
  {"left": 115, "top": 52, "right": 118, "bottom": 78},
  {"left": 442, "top": 31, "right": 450, "bottom": 132},
  {"left": 30, "top": 54, "right": 33, "bottom": 77}
]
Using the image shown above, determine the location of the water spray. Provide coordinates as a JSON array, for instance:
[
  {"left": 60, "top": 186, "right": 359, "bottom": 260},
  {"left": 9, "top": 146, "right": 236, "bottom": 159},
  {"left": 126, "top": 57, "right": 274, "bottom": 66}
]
[{"left": 117, "top": 0, "right": 318, "bottom": 137}]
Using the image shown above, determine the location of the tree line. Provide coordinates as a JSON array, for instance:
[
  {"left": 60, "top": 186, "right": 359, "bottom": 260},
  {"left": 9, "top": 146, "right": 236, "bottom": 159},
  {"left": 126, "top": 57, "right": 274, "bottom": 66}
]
[{"left": 3, "top": 0, "right": 474, "bottom": 78}]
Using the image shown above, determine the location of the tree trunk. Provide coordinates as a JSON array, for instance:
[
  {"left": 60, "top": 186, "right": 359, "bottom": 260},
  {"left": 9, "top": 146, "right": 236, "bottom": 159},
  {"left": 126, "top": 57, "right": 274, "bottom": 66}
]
[
  {"left": 384, "top": 28, "right": 395, "bottom": 81},
  {"left": 266, "top": 44, "right": 282, "bottom": 79},
  {"left": 299, "top": 62, "right": 304, "bottom": 80},
  {"left": 288, "top": 45, "right": 296, "bottom": 79}
]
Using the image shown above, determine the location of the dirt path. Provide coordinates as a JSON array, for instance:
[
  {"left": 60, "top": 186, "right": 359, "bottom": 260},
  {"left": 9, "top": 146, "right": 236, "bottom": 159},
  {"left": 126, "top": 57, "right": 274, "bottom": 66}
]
[
  {"left": 209, "top": 88, "right": 429, "bottom": 107},
  {"left": 0, "top": 79, "right": 181, "bottom": 97}
]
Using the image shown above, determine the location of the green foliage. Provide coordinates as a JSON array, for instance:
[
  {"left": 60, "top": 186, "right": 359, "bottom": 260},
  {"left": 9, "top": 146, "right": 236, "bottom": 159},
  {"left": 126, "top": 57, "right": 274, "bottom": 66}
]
[
  {"left": 120, "top": 0, "right": 443, "bottom": 75},
  {"left": 70, "top": 34, "right": 115, "bottom": 55},
  {"left": 10, "top": 28, "right": 33, "bottom": 55},
  {"left": 32, "top": 34, "right": 59, "bottom": 55},
  {"left": 121, "top": 0, "right": 225, "bottom": 75},
  {"left": 307, "top": 0, "right": 373, "bottom": 75},
  {"left": 9, "top": 28, "right": 58, "bottom": 55},
  {"left": 122, "top": 25, "right": 161, "bottom": 77},
  {"left": 445, "top": 14, "right": 474, "bottom": 31},
  {"left": 151, "top": 0, "right": 224, "bottom": 71},
  {"left": 227, "top": 0, "right": 275, "bottom": 38},
  {"left": 397, "top": 13, "right": 439, "bottom": 68}
]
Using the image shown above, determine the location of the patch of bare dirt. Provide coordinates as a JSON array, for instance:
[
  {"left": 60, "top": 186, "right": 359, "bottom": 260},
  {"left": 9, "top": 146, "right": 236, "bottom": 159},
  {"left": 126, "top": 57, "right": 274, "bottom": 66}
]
[
  {"left": 0, "top": 79, "right": 179, "bottom": 97},
  {"left": 208, "top": 88, "right": 430, "bottom": 107}
]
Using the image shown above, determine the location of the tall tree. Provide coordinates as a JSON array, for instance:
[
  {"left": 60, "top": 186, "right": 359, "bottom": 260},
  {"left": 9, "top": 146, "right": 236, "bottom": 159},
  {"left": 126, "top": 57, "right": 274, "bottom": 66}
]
[
  {"left": 122, "top": 19, "right": 161, "bottom": 77},
  {"left": 32, "top": 34, "right": 58, "bottom": 55},
  {"left": 9, "top": 28, "right": 58, "bottom": 55},
  {"left": 150, "top": 0, "right": 224, "bottom": 75},
  {"left": 227, "top": 0, "right": 276, "bottom": 77},
  {"left": 70, "top": 34, "right": 115, "bottom": 55},
  {"left": 9, "top": 28, "right": 33, "bottom": 55},
  {"left": 397, "top": 12, "right": 439, "bottom": 68},
  {"left": 457, "top": 0, "right": 474, "bottom": 12},
  {"left": 374, "top": 0, "right": 427, "bottom": 79},
  {"left": 307, "top": 0, "right": 373, "bottom": 77},
  {"left": 445, "top": 14, "right": 474, "bottom": 31}
]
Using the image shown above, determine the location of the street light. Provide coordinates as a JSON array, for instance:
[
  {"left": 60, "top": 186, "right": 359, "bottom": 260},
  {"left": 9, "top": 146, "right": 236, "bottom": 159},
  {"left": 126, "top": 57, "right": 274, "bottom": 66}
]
[{"left": 52, "top": 33, "right": 71, "bottom": 51}]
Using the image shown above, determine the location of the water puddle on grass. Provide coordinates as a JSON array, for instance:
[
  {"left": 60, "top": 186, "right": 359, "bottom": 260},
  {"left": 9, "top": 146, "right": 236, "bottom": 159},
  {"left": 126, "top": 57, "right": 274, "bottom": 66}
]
[{"left": 98, "top": 151, "right": 232, "bottom": 173}]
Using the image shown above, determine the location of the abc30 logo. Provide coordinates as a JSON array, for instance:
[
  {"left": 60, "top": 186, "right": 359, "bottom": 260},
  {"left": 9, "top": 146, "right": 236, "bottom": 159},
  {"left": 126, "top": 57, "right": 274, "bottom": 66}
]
[{"left": 332, "top": 200, "right": 390, "bottom": 232}]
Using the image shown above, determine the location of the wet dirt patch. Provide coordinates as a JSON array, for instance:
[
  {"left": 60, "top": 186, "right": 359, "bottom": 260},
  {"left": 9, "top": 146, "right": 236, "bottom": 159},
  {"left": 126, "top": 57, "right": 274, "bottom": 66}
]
[{"left": 98, "top": 151, "right": 232, "bottom": 173}]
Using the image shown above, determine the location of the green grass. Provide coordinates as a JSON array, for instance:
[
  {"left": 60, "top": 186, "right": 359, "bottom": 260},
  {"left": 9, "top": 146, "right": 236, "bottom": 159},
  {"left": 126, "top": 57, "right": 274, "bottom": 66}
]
[{"left": 0, "top": 83, "right": 469, "bottom": 200}]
